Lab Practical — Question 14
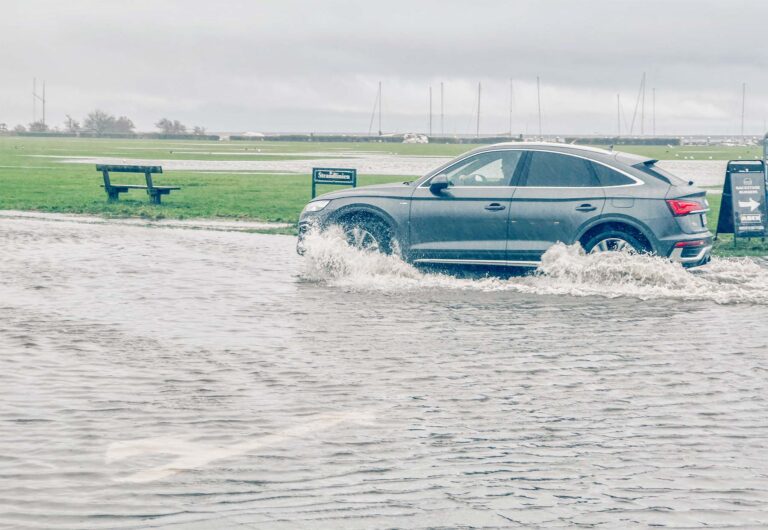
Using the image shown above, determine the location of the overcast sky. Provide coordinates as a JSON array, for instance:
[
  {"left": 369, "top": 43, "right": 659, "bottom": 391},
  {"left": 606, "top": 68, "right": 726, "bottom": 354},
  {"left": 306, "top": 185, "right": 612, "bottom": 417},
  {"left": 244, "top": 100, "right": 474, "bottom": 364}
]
[{"left": 2, "top": 0, "right": 767, "bottom": 135}]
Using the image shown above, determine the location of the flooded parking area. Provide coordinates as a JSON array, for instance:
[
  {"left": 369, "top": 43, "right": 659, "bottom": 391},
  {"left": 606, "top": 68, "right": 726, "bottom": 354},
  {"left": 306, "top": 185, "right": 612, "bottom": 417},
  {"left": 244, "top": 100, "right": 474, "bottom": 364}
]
[
  {"left": 2, "top": 216, "right": 768, "bottom": 528},
  {"left": 37, "top": 153, "right": 728, "bottom": 187}
]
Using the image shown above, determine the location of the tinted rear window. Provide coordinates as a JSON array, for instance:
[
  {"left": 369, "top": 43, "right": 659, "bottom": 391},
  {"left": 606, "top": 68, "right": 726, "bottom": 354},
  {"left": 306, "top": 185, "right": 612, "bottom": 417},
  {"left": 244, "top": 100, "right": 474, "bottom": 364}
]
[
  {"left": 523, "top": 152, "right": 598, "bottom": 187},
  {"left": 591, "top": 162, "right": 636, "bottom": 186},
  {"left": 632, "top": 162, "right": 688, "bottom": 186}
]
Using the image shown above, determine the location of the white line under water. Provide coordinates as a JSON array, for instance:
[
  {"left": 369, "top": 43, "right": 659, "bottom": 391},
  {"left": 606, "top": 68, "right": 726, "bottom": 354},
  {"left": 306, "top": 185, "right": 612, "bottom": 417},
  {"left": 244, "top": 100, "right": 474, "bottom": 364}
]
[
  {"left": 106, "top": 409, "right": 376, "bottom": 483},
  {"left": 2, "top": 215, "right": 768, "bottom": 528}
]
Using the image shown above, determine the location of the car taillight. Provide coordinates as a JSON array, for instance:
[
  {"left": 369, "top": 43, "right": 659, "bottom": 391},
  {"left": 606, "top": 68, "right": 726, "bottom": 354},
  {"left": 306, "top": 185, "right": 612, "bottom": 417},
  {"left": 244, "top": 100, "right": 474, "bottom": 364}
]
[
  {"left": 666, "top": 199, "right": 704, "bottom": 216},
  {"left": 674, "top": 240, "right": 706, "bottom": 248}
]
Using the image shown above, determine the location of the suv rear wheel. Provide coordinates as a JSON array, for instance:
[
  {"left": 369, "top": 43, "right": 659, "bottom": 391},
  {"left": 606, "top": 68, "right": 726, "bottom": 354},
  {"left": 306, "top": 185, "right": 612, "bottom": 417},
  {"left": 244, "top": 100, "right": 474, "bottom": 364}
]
[{"left": 583, "top": 228, "right": 650, "bottom": 255}]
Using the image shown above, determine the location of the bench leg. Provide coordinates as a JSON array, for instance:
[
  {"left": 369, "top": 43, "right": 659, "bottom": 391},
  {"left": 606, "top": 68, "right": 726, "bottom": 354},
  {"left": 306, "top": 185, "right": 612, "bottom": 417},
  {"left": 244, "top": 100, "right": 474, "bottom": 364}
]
[
  {"left": 107, "top": 189, "right": 120, "bottom": 202},
  {"left": 149, "top": 192, "right": 161, "bottom": 205}
]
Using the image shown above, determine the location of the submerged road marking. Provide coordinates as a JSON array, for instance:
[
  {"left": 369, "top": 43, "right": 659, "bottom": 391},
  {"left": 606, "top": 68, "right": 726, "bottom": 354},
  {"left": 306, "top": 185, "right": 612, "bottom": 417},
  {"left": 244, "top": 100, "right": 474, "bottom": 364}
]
[{"left": 105, "top": 409, "right": 375, "bottom": 483}]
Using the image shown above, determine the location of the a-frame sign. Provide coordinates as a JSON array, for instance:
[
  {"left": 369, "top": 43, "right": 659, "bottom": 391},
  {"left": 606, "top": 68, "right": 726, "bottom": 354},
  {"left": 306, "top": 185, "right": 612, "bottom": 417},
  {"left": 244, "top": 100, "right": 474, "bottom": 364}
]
[{"left": 715, "top": 160, "right": 767, "bottom": 240}]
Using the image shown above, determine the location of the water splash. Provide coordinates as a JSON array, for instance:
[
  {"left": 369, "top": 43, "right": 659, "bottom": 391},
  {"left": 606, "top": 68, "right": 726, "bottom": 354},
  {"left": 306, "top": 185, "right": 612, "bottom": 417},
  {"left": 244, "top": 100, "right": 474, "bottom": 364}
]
[{"left": 299, "top": 229, "right": 768, "bottom": 304}]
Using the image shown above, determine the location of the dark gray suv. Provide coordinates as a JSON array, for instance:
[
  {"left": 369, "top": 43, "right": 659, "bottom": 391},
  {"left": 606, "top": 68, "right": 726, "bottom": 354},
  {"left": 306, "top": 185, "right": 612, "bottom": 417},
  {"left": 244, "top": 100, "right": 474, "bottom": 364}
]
[{"left": 298, "top": 143, "right": 713, "bottom": 268}]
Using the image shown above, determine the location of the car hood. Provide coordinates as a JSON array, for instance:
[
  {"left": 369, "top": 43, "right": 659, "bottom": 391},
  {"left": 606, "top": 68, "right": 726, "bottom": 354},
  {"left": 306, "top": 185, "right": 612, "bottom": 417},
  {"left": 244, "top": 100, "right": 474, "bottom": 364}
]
[{"left": 315, "top": 182, "right": 414, "bottom": 200}]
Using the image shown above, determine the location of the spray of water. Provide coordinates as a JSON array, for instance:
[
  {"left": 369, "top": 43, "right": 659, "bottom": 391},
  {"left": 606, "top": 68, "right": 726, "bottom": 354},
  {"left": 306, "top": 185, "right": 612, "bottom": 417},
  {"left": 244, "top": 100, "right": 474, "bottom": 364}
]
[{"left": 299, "top": 229, "right": 768, "bottom": 304}]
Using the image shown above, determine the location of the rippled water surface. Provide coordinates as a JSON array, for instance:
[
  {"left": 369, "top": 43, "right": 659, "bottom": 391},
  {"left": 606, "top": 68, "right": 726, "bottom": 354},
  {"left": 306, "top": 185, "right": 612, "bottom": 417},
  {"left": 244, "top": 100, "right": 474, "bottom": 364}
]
[{"left": 2, "top": 217, "right": 768, "bottom": 529}]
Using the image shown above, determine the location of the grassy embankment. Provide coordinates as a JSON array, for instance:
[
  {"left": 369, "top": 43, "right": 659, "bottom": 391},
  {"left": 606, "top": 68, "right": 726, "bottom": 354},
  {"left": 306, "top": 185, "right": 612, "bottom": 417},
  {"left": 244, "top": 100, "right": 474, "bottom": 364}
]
[{"left": 0, "top": 136, "right": 765, "bottom": 255}]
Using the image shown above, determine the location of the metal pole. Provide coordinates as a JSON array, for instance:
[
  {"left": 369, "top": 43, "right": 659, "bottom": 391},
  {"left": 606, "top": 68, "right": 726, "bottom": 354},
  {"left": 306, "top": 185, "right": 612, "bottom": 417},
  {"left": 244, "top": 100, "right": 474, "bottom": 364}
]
[
  {"left": 741, "top": 82, "right": 746, "bottom": 140},
  {"left": 509, "top": 78, "right": 513, "bottom": 137},
  {"left": 429, "top": 85, "right": 432, "bottom": 136},
  {"left": 652, "top": 87, "right": 656, "bottom": 136},
  {"left": 440, "top": 82, "right": 444, "bottom": 137},
  {"left": 536, "top": 76, "right": 542, "bottom": 139},
  {"left": 32, "top": 78, "right": 36, "bottom": 123},
  {"left": 640, "top": 72, "right": 646, "bottom": 136},
  {"left": 42, "top": 81, "right": 46, "bottom": 127},
  {"left": 476, "top": 82, "right": 481, "bottom": 138},
  {"left": 378, "top": 81, "right": 382, "bottom": 136},
  {"left": 617, "top": 94, "right": 621, "bottom": 137},
  {"left": 763, "top": 132, "right": 768, "bottom": 189}
]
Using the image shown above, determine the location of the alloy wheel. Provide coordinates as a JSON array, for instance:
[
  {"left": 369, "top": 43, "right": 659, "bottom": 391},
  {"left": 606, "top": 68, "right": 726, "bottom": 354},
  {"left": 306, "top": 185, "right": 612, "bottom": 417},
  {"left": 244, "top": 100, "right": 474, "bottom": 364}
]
[
  {"left": 345, "top": 226, "right": 380, "bottom": 252},
  {"left": 590, "top": 237, "right": 635, "bottom": 254}
]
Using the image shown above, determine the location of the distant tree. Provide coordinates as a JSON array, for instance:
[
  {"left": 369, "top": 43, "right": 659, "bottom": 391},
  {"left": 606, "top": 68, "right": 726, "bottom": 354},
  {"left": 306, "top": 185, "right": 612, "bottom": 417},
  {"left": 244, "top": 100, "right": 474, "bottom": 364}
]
[
  {"left": 0, "top": 123, "right": 8, "bottom": 133},
  {"left": 84, "top": 110, "right": 116, "bottom": 134},
  {"left": 64, "top": 115, "right": 81, "bottom": 133},
  {"left": 114, "top": 116, "right": 135, "bottom": 133},
  {"left": 192, "top": 126, "right": 206, "bottom": 136},
  {"left": 13, "top": 124, "right": 26, "bottom": 133},
  {"left": 155, "top": 118, "right": 187, "bottom": 134},
  {"left": 28, "top": 120, "right": 49, "bottom": 132},
  {"left": 83, "top": 110, "right": 135, "bottom": 135}
]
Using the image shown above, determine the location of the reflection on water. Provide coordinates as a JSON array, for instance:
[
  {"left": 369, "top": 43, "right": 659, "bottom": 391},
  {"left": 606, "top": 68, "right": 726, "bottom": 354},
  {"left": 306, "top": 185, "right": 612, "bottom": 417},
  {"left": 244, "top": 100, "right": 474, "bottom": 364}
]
[{"left": 1, "top": 217, "right": 768, "bottom": 528}]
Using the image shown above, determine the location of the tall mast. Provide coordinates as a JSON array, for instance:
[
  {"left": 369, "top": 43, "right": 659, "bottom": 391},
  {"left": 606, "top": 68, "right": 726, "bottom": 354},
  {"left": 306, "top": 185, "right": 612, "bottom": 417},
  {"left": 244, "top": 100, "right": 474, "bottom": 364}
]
[
  {"left": 440, "top": 82, "right": 444, "bottom": 136},
  {"left": 42, "top": 81, "right": 46, "bottom": 127},
  {"left": 476, "top": 82, "right": 481, "bottom": 137},
  {"left": 428, "top": 85, "right": 432, "bottom": 136},
  {"left": 33, "top": 78, "right": 36, "bottom": 123},
  {"left": 509, "top": 78, "right": 514, "bottom": 137},
  {"left": 741, "top": 82, "right": 746, "bottom": 139},
  {"left": 367, "top": 84, "right": 379, "bottom": 135},
  {"left": 652, "top": 87, "right": 656, "bottom": 136},
  {"left": 378, "top": 81, "right": 382, "bottom": 136},
  {"left": 617, "top": 94, "right": 621, "bottom": 137},
  {"left": 640, "top": 72, "right": 646, "bottom": 135},
  {"left": 536, "top": 76, "right": 542, "bottom": 139}
]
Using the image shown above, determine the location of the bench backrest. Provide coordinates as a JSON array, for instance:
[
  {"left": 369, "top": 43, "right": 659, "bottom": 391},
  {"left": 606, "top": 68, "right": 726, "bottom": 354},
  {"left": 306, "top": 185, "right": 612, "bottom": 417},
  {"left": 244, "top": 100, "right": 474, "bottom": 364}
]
[
  {"left": 97, "top": 165, "right": 163, "bottom": 189},
  {"left": 96, "top": 164, "right": 163, "bottom": 173}
]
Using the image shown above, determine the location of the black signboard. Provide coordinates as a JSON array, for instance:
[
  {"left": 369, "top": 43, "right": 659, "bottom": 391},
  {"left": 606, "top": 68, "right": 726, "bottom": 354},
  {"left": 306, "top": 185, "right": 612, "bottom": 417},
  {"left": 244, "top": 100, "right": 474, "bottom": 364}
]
[
  {"left": 311, "top": 167, "right": 357, "bottom": 198},
  {"left": 715, "top": 160, "right": 767, "bottom": 238}
]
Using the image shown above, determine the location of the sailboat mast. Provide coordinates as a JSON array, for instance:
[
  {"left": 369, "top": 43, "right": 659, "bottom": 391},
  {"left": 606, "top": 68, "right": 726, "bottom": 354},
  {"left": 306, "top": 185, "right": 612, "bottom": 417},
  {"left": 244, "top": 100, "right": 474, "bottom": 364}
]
[
  {"left": 536, "top": 76, "right": 542, "bottom": 139},
  {"left": 378, "top": 81, "right": 382, "bottom": 136},
  {"left": 476, "top": 82, "right": 481, "bottom": 137},
  {"left": 429, "top": 85, "right": 432, "bottom": 136}
]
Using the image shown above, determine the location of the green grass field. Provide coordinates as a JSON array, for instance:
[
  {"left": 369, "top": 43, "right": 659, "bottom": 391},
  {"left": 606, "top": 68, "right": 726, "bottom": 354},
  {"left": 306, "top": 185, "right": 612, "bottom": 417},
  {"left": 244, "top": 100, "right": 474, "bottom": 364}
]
[{"left": 0, "top": 136, "right": 766, "bottom": 256}]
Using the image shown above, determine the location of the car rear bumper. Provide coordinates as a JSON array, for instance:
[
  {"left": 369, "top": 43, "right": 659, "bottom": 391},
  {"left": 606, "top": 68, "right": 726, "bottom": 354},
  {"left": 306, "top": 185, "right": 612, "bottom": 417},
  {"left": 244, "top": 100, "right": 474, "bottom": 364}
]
[{"left": 665, "top": 235, "right": 713, "bottom": 268}]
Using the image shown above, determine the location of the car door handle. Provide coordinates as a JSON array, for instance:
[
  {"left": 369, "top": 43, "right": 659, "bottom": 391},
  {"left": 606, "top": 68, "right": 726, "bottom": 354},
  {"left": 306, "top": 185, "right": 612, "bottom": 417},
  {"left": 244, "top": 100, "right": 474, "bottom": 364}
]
[
  {"left": 575, "top": 204, "right": 597, "bottom": 212},
  {"left": 484, "top": 203, "right": 506, "bottom": 211}
]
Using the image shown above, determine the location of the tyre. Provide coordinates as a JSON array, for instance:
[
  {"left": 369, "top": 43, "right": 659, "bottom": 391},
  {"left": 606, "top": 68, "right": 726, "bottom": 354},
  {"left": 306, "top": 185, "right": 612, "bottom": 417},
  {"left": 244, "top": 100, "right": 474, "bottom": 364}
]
[
  {"left": 341, "top": 215, "right": 394, "bottom": 254},
  {"left": 583, "top": 228, "right": 650, "bottom": 255}
]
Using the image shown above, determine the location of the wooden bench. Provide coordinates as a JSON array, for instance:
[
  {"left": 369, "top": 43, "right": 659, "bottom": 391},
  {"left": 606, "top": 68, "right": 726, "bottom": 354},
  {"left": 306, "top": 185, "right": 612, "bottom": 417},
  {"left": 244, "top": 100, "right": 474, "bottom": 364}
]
[{"left": 97, "top": 164, "right": 180, "bottom": 204}]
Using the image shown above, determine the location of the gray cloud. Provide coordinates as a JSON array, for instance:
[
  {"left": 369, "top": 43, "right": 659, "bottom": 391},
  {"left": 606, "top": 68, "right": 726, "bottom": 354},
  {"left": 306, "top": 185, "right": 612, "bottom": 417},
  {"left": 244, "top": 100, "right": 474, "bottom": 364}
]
[{"left": 1, "top": 0, "right": 766, "bottom": 135}]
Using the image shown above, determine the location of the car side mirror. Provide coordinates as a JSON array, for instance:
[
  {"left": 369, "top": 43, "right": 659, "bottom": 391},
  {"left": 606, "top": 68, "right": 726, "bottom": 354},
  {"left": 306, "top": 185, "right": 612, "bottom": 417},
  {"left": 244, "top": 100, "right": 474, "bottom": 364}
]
[{"left": 429, "top": 174, "right": 450, "bottom": 195}]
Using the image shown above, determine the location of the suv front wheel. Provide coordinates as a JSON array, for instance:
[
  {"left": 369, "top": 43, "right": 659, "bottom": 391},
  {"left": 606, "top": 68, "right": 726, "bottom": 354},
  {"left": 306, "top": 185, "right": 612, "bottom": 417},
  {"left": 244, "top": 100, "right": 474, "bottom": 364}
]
[{"left": 341, "top": 215, "right": 394, "bottom": 254}]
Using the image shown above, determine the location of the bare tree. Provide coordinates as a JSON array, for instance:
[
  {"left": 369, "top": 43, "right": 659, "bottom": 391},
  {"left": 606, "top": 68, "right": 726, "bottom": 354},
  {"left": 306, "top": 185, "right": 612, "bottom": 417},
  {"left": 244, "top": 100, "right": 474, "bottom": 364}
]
[
  {"left": 155, "top": 118, "right": 187, "bottom": 134},
  {"left": 84, "top": 110, "right": 115, "bottom": 134},
  {"left": 28, "top": 120, "right": 49, "bottom": 132},
  {"left": 14, "top": 125, "right": 27, "bottom": 133},
  {"left": 114, "top": 116, "right": 135, "bottom": 133},
  {"left": 192, "top": 126, "right": 207, "bottom": 136},
  {"left": 83, "top": 110, "right": 135, "bottom": 134},
  {"left": 64, "top": 115, "right": 81, "bottom": 133}
]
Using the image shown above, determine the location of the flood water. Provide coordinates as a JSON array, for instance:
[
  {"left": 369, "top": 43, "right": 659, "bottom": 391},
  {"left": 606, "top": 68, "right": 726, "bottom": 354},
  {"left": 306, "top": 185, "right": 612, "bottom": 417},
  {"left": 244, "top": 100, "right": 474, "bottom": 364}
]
[
  {"left": 46, "top": 154, "right": 728, "bottom": 187},
  {"left": 2, "top": 216, "right": 768, "bottom": 529}
]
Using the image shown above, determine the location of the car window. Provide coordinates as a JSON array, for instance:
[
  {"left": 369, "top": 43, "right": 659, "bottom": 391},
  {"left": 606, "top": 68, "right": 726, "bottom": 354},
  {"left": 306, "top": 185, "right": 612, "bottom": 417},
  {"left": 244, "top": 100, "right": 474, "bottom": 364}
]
[
  {"left": 439, "top": 150, "right": 523, "bottom": 187},
  {"left": 632, "top": 162, "right": 688, "bottom": 186},
  {"left": 522, "top": 152, "right": 598, "bottom": 187},
  {"left": 591, "top": 162, "right": 636, "bottom": 186}
]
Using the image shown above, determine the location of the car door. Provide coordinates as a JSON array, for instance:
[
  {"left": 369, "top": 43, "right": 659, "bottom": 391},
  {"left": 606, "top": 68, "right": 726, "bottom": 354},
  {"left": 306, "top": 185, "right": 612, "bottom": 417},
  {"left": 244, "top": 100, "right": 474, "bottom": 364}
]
[
  {"left": 408, "top": 150, "right": 524, "bottom": 263},
  {"left": 507, "top": 150, "right": 606, "bottom": 261}
]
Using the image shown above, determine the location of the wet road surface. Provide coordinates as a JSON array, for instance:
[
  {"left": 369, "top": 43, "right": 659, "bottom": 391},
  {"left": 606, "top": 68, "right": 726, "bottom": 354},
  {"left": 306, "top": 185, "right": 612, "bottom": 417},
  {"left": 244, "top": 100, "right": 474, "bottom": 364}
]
[{"left": 2, "top": 216, "right": 768, "bottom": 528}]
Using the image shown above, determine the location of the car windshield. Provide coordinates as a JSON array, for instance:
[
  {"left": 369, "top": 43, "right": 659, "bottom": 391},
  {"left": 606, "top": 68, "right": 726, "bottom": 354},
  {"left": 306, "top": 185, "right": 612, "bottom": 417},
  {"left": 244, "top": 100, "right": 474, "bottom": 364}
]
[{"left": 632, "top": 161, "right": 689, "bottom": 186}]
